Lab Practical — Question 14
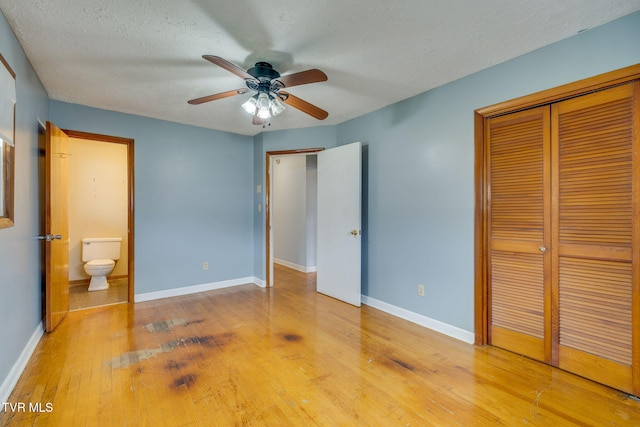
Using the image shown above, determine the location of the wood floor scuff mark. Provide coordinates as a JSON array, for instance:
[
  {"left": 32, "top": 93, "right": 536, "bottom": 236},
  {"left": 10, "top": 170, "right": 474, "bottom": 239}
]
[
  {"left": 106, "top": 333, "right": 235, "bottom": 369},
  {"left": 281, "top": 333, "right": 303, "bottom": 342},
  {"left": 165, "top": 360, "right": 188, "bottom": 371},
  {"left": 529, "top": 387, "right": 547, "bottom": 420},
  {"left": 143, "top": 318, "right": 188, "bottom": 332},
  {"left": 171, "top": 374, "right": 197, "bottom": 390},
  {"left": 390, "top": 357, "right": 415, "bottom": 371},
  {"left": 107, "top": 346, "right": 166, "bottom": 369}
]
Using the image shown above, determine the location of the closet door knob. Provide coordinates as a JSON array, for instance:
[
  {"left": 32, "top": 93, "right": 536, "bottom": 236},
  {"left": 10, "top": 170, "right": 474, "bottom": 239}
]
[{"left": 539, "top": 246, "right": 547, "bottom": 253}]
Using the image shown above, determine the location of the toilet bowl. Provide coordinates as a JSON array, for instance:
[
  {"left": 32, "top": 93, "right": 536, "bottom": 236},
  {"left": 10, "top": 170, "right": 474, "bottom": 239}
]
[
  {"left": 84, "top": 259, "right": 116, "bottom": 291},
  {"left": 82, "top": 237, "right": 122, "bottom": 292}
]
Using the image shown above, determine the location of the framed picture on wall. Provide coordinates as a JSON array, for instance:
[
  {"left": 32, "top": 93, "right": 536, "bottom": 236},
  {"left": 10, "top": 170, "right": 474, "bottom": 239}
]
[{"left": 0, "top": 53, "right": 15, "bottom": 229}]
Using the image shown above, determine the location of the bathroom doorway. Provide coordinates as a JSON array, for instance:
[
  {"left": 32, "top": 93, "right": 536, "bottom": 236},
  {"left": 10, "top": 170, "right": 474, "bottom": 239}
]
[{"left": 64, "top": 130, "right": 134, "bottom": 310}]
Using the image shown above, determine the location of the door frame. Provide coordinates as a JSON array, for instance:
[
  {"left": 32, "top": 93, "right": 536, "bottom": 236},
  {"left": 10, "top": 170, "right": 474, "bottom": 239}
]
[
  {"left": 265, "top": 148, "right": 323, "bottom": 288},
  {"left": 474, "top": 64, "right": 640, "bottom": 345},
  {"left": 63, "top": 129, "right": 135, "bottom": 303}
]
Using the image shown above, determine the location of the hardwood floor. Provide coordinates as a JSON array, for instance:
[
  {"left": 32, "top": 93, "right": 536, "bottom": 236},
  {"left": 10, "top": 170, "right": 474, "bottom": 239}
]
[{"left": 3, "top": 264, "right": 640, "bottom": 426}]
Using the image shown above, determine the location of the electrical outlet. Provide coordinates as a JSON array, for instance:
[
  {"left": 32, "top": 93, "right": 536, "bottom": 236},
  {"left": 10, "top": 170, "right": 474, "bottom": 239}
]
[
  {"left": 418, "top": 284, "right": 425, "bottom": 297},
  {"left": 202, "top": 261, "right": 209, "bottom": 270}
]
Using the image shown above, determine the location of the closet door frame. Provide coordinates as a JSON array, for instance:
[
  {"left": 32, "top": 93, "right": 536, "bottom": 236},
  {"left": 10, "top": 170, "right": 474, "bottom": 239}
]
[{"left": 474, "top": 64, "right": 640, "bottom": 395}]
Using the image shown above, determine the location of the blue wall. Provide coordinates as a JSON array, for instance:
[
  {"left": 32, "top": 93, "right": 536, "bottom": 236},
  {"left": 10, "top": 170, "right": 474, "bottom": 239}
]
[
  {"left": 50, "top": 102, "right": 255, "bottom": 294},
  {"left": 0, "top": 11, "right": 49, "bottom": 399},
  {"left": 2, "top": 8, "right": 640, "bottom": 399},
  {"left": 336, "top": 11, "right": 640, "bottom": 331}
]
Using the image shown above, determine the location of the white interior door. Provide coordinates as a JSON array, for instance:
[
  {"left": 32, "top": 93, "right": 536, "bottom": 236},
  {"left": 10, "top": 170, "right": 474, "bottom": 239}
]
[{"left": 317, "top": 142, "right": 362, "bottom": 306}]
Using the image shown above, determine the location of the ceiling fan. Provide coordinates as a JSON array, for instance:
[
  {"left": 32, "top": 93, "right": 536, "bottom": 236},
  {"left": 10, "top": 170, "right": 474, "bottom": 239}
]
[{"left": 188, "top": 55, "right": 329, "bottom": 126}]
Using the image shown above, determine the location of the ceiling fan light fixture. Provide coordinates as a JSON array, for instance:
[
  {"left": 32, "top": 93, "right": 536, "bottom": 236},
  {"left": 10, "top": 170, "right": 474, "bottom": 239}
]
[
  {"left": 256, "top": 92, "right": 271, "bottom": 118},
  {"left": 241, "top": 95, "right": 258, "bottom": 114},
  {"left": 270, "top": 95, "right": 286, "bottom": 116},
  {"left": 248, "top": 91, "right": 285, "bottom": 119}
]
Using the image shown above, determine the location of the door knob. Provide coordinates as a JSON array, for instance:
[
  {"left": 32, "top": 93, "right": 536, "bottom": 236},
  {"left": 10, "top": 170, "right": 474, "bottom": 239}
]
[
  {"left": 350, "top": 229, "right": 361, "bottom": 236},
  {"left": 539, "top": 246, "right": 547, "bottom": 253},
  {"left": 38, "top": 234, "right": 62, "bottom": 241}
]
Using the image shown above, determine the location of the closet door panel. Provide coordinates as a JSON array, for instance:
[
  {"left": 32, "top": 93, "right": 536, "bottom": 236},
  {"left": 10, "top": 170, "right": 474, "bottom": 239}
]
[
  {"left": 490, "top": 251, "right": 545, "bottom": 360},
  {"left": 554, "top": 83, "right": 636, "bottom": 393},
  {"left": 488, "top": 106, "right": 551, "bottom": 362},
  {"left": 557, "top": 258, "right": 632, "bottom": 392}
]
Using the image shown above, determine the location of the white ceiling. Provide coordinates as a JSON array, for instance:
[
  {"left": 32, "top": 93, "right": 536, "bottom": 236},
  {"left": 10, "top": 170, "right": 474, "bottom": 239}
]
[{"left": 1, "top": 1, "right": 639, "bottom": 136}]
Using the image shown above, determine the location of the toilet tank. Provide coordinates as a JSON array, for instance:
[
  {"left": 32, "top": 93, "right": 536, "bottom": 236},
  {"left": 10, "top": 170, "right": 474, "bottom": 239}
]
[{"left": 82, "top": 237, "right": 122, "bottom": 262}]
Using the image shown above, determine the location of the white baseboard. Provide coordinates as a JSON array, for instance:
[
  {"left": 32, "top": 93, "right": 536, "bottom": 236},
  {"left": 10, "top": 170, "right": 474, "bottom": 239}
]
[
  {"left": 274, "top": 259, "right": 317, "bottom": 273},
  {"left": 362, "top": 295, "right": 475, "bottom": 344},
  {"left": 253, "top": 277, "right": 266, "bottom": 288},
  {"left": 1, "top": 323, "right": 44, "bottom": 408},
  {"left": 135, "top": 276, "right": 261, "bottom": 302}
]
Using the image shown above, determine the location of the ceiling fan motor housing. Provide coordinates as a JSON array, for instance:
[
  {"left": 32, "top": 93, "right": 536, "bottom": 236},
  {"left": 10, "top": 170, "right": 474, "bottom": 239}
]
[{"left": 247, "top": 62, "right": 281, "bottom": 81}]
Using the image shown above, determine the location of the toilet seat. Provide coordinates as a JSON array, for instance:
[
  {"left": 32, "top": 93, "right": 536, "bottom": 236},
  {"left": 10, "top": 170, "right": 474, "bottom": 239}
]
[{"left": 86, "top": 259, "right": 115, "bottom": 268}]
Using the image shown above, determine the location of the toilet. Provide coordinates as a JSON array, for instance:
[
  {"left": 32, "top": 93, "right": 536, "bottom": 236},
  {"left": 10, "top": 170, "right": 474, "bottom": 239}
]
[{"left": 82, "top": 237, "right": 122, "bottom": 291}]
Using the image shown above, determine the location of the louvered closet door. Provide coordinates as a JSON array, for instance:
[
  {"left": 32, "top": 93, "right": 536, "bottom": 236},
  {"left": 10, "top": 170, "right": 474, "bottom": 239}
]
[
  {"left": 487, "top": 106, "right": 551, "bottom": 363},
  {"left": 553, "top": 82, "right": 639, "bottom": 394}
]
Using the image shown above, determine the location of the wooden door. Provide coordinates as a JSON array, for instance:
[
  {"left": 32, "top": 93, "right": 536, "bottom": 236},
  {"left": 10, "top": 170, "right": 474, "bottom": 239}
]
[
  {"left": 487, "top": 106, "right": 551, "bottom": 362},
  {"left": 44, "top": 122, "right": 70, "bottom": 331},
  {"left": 553, "top": 82, "right": 639, "bottom": 394},
  {"left": 486, "top": 82, "right": 639, "bottom": 395},
  {"left": 317, "top": 142, "right": 362, "bottom": 306}
]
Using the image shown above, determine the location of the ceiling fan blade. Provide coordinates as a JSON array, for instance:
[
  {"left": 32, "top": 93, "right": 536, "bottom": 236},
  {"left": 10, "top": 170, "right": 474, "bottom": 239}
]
[
  {"left": 277, "top": 69, "right": 327, "bottom": 88},
  {"left": 188, "top": 88, "right": 249, "bottom": 105},
  {"left": 203, "top": 55, "right": 254, "bottom": 80},
  {"left": 280, "top": 92, "right": 329, "bottom": 120}
]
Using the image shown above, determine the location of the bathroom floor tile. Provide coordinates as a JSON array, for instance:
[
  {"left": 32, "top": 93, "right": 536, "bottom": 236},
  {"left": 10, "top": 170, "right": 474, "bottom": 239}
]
[{"left": 69, "top": 278, "right": 128, "bottom": 311}]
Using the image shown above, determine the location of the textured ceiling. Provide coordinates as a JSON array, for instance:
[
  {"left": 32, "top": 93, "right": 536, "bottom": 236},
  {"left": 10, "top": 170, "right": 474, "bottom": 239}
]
[{"left": 1, "top": 0, "right": 640, "bottom": 136}]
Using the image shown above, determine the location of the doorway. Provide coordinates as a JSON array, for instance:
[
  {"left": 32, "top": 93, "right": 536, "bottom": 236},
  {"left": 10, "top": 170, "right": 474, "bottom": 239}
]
[
  {"left": 265, "top": 143, "right": 363, "bottom": 308},
  {"left": 43, "top": 129, "right": 135, "bottom": 311},
  {"left": 266, "top": 149, "right": 322, "bottom": 287}
]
